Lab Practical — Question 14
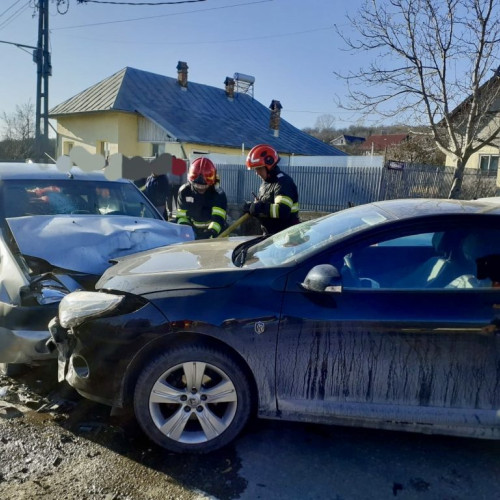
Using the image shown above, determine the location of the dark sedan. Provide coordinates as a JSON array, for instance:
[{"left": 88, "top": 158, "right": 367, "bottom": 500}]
[{"left": 50, "top": 198, "right": 500, "bottom": 453}]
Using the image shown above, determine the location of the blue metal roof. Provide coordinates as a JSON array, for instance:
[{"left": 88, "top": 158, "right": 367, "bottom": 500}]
[{"left": 50, "top": 67, "right": 346, "bottom": 157}]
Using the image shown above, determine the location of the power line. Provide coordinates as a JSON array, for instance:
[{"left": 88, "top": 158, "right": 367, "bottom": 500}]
[
  {"left": 0, "top": 0, "right": 25, "bottom": 19},
  {"left": 77, "top": 0, "right": 207, "bottom": 4},
  {"left": 168, "top": 25, "right": 334, "bottom": 45},
  {"left": 52, "top": 0, "right": 273, "bottom": 30},
  {"left": 0, "top": 1, "right": 30, "bottom": 30},
  {"left": 57, "top": 24, "right": 334, "bottom": 46}
]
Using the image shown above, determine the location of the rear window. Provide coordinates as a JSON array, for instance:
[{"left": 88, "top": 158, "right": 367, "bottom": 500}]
[{"left": 1, "top": 179, "right": 162, "bottom": 220}]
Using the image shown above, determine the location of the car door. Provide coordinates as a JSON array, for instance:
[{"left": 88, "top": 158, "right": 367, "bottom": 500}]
[{"left": 275, "top": 221, "right": 500, "bottom": 429}]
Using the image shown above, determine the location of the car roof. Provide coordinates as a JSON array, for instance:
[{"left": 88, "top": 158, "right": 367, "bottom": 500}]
[
  {"left": 369, "top": 198, "right": 500, "bottom": 218},
  {"left": 0, "top": 162, "right": 130, "bottom": 183}
]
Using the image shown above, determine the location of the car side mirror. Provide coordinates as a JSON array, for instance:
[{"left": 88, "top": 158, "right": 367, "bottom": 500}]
[{"left": 300, "top": 264, "right": 342, "bottom": 293}]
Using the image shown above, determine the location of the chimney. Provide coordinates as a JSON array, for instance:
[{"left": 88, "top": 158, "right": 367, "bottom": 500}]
[
  {"left": 177, "top": 61, "right": 188, "bottom": 89},
  {"left": 269, "top": 100, "right": 282, "bottom": 137},
  {"left": 224, "top": 77, "right": 235, "bottom": 99}
]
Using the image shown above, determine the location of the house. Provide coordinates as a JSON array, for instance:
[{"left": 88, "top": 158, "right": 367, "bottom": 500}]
[
  {"left": 359, "top": 133, "right": 409, "bottom": 155},
  {"left": 331, "top": 134, "right": 365, "bottom": 147},
  {"left": 443, "top": 68, "right": 500, "bottom": 173},
  {"left": 49, "top": 62, "right": 346, "bottom": 164}
]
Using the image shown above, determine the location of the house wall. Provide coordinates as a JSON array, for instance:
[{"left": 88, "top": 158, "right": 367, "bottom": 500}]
[
  {"left": 445, "top": 96, "right": 500, "bottom": 169},
  {"left": 165, "top": 142, "right": 256, "bottom": 159},
  {"left": 55, "top": 112, "right": 150, "bottom": 159},
  {"left": 56, "top": 113, "right": 258, "bottom": 161},
  {"left": 445, "top": 144, "right": 500, "bottom": 168}
]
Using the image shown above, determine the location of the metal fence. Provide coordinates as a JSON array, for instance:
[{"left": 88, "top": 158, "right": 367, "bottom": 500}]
[
  {"left": 378, "top": 163, "right": 498, "bottom": 201},
  {"left": 214, "top": 158, "right": 498, "bottom": 213}
]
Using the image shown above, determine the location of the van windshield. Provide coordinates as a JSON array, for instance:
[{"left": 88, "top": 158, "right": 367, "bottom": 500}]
[{"left": 2, "top": 179, "right": 161, "bottom": 220}]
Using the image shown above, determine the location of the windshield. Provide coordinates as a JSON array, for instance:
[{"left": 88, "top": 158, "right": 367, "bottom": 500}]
[
  {"left": 2, "top": 179, "right": 161, "bottom": 220},
  {"left": 241, "top": 204, "right": 391, "bottom": 268}
]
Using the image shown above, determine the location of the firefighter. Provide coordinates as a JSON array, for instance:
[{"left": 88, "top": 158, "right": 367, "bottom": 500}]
[
  {"left": 243, "top": 144, "right": 299, "bottom": 234},
  {"left": 176, "top": 157, "right": 227, "bottom": 239},
  {"left": 143, "top": 172, "right": 169, "bottom": 218}
]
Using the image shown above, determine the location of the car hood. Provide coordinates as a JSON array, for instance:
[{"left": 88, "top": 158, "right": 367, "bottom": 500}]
[
  {"left": 6, "top": 215, "right": 195, "bottom": 275},
  {"left": 96, "top": 236, "right": 255, "bottom": 295}
]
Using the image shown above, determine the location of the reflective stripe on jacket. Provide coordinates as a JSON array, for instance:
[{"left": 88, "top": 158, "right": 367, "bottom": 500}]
[
  {"left": 256, "top": 165, "right": 299, "bottom": 234},
  {"left": 176, "top": 183, "right": 227, "bottom": 239}
]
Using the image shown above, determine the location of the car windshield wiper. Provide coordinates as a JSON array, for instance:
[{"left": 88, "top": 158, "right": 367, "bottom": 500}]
[
  {"left": 233, "top": 245, "right": 248, "bottom": 267},
  {"left": 233, "top": 235, "right": 268, "bottom": 267}
]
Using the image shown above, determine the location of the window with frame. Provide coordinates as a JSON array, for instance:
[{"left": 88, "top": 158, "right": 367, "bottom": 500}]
[
  {"left": 152, "top": 143, "right": 166, "bottom": 157},
  {"left": 479, "top": 155, "right": 499, "bottom": 172},
  {"left": 63, "top": 141, "right": 73, "bottom": 155},
  {"left": 97, "top": 140, "right": 109, "bottom": 158}
]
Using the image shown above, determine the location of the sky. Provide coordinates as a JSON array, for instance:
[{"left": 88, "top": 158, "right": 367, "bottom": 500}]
[{"left": 0, "top": 0, "right": 370, "bottom": 134}]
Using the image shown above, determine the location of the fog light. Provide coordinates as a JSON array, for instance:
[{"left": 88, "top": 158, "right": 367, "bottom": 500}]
[{"left": 70, "top": 355, "right": 89, "bottom": 378}]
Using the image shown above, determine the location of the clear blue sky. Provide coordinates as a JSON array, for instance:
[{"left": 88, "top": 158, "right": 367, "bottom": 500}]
[{"left": 0, "top": 0, "right": 370, "bottom": 133}]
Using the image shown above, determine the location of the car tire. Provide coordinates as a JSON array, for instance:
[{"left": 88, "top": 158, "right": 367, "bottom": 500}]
[
  {"left": 133, "top": 345, "right": 253, "bottom": 454},
  {"left": 0, "top": 363, "right": 27, "bottom": 377}
]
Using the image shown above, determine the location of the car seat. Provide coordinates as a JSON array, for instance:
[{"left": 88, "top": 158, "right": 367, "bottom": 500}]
[
  {"left": 395, "top": 230, "right": 471, "bottom": 288},
  {"left": 445, "top": 231, "right": 499, "bottom": 288}
]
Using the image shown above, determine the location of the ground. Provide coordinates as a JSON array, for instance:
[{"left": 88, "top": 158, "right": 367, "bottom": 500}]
[
  {"left": 1, "top": 361, "right": 499, "bottom": 500},
  {"left": 0, "top": 361, "right": 245, "bottom": 500}
]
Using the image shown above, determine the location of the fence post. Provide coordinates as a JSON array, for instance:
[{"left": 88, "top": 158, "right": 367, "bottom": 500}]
[{"left": 497, "top": 164, "right": 500, "bottom": 196}]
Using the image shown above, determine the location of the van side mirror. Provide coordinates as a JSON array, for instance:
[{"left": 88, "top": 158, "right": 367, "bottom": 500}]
[{"left": 300, "top": 264, "right": 342, "bottom": 293}]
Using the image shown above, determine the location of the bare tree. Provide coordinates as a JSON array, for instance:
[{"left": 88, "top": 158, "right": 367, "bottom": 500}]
[
  {"left": 1, "top": 101, "right": 36, "bottom": 160},
  {"left": 336, "top": 0, "right": 500, "bottom": 198},
  {"left": 315, "top": 114, "right": 336, "bottom": 131}
]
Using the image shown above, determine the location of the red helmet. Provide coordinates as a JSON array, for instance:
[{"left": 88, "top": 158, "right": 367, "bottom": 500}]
[
  {"left": 246, "top": 144, "right": 279, "bottom": 170},
  {"left": 188, "top": 157, "right": 217, "bottom": 186}
]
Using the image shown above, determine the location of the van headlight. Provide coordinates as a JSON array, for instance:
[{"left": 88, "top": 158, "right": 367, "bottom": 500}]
[{"left": 59, "top": 291, "right": 125, "bottom": 329}]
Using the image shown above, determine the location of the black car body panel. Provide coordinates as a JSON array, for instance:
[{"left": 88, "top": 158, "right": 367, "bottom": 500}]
[
  {"left": 96, "top": 237, "right": 256, "bottom": 294},
  {"left": 52, "top": 199, "right": 500, "bottom": 447}
]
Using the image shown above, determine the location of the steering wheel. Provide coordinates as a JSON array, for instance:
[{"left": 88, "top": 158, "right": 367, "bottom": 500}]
[{"left": 342, "top": 254, "right": 361, "bottom": 287}]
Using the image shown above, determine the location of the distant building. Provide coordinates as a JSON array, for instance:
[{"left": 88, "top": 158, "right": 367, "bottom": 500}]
[
  {"left": 49, "top": 63, "right": 346, "bottom": 163},
  {"left": 442, "top": 68, "right": 500, "bottom": 172},
  {"left": 331, "top": 134, "right": 365, "bottom": 147},
  {"left": 360, "top": 133, "right": 409, "bottom": 154}
]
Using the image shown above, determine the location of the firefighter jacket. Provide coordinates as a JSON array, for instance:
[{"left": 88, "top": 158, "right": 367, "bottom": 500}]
[
  {"left": 253, "top": 165, "right": 300, "bottom": 234},
  {"left": 176, "top": 182, "right": 227, "bottom": 239}
]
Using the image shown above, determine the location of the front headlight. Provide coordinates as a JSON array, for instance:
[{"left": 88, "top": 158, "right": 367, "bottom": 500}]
[{"left": 59, "top": 291, "right": 125, "bottom": 329}]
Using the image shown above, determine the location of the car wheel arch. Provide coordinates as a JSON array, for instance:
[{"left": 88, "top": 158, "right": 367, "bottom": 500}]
[{"left": 121, "top": 331, "right": 258, "bottom": 412}]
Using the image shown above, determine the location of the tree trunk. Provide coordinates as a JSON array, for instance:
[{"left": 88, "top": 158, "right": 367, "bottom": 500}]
[{"left": 448, "top": 160, "right": 465, "bottom": 199}]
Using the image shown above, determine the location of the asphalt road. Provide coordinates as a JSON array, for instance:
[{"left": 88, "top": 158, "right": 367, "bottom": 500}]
[{"left": 1, "top": 361, "right": 499, "bottom": 500}]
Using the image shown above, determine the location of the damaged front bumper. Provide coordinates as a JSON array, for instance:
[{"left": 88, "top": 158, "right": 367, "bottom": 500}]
[
  {"left": 47, "top": 317, "right": 73, "bottom": 383},
  {"left": 0, "top": 301, "right": 59, "bottom": 364},
  {"left": 0, "top": 326, "right": 55, "bottom": 364}
]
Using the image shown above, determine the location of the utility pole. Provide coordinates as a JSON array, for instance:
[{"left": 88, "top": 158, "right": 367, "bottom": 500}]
[
  {"left": 34, "top": 0, "right": 51, "bottom": 161},
  {"left": 0, "top": 0, "right": 68, "bottom": 161}
]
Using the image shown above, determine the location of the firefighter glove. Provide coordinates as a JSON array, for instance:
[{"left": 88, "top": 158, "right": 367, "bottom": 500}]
[
  {"left": 243, "top": 201, "right": 264, "bottom": 216},
  {"left": 242, "top": 201, "right": 253, "bottom": 214}
]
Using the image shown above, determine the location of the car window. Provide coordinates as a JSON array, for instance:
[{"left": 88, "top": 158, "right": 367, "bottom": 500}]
[
  {"left": 376, "top": 233, "right": 434, "bottom": 247},
  {"left": 336, "top": 227, "right": 500, "bottom": 290},
  {"left": 2, "top": 180, "right": 161, "bottom": 220},
  {"left": 242, "top": 204, "right": 391, "bottom": 268}
]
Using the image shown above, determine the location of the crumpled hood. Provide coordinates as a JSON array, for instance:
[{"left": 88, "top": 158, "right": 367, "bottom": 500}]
[
  {"left": 6, "top": 215, "right": 195, "bottom": 275},
  {"left": 96, "top": 236, "right": 254, "bottom": 295}
]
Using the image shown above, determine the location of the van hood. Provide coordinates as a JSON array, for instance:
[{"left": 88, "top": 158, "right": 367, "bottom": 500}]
[{"left": 7, "top": 214, "right": 194, "bottom": 275}]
